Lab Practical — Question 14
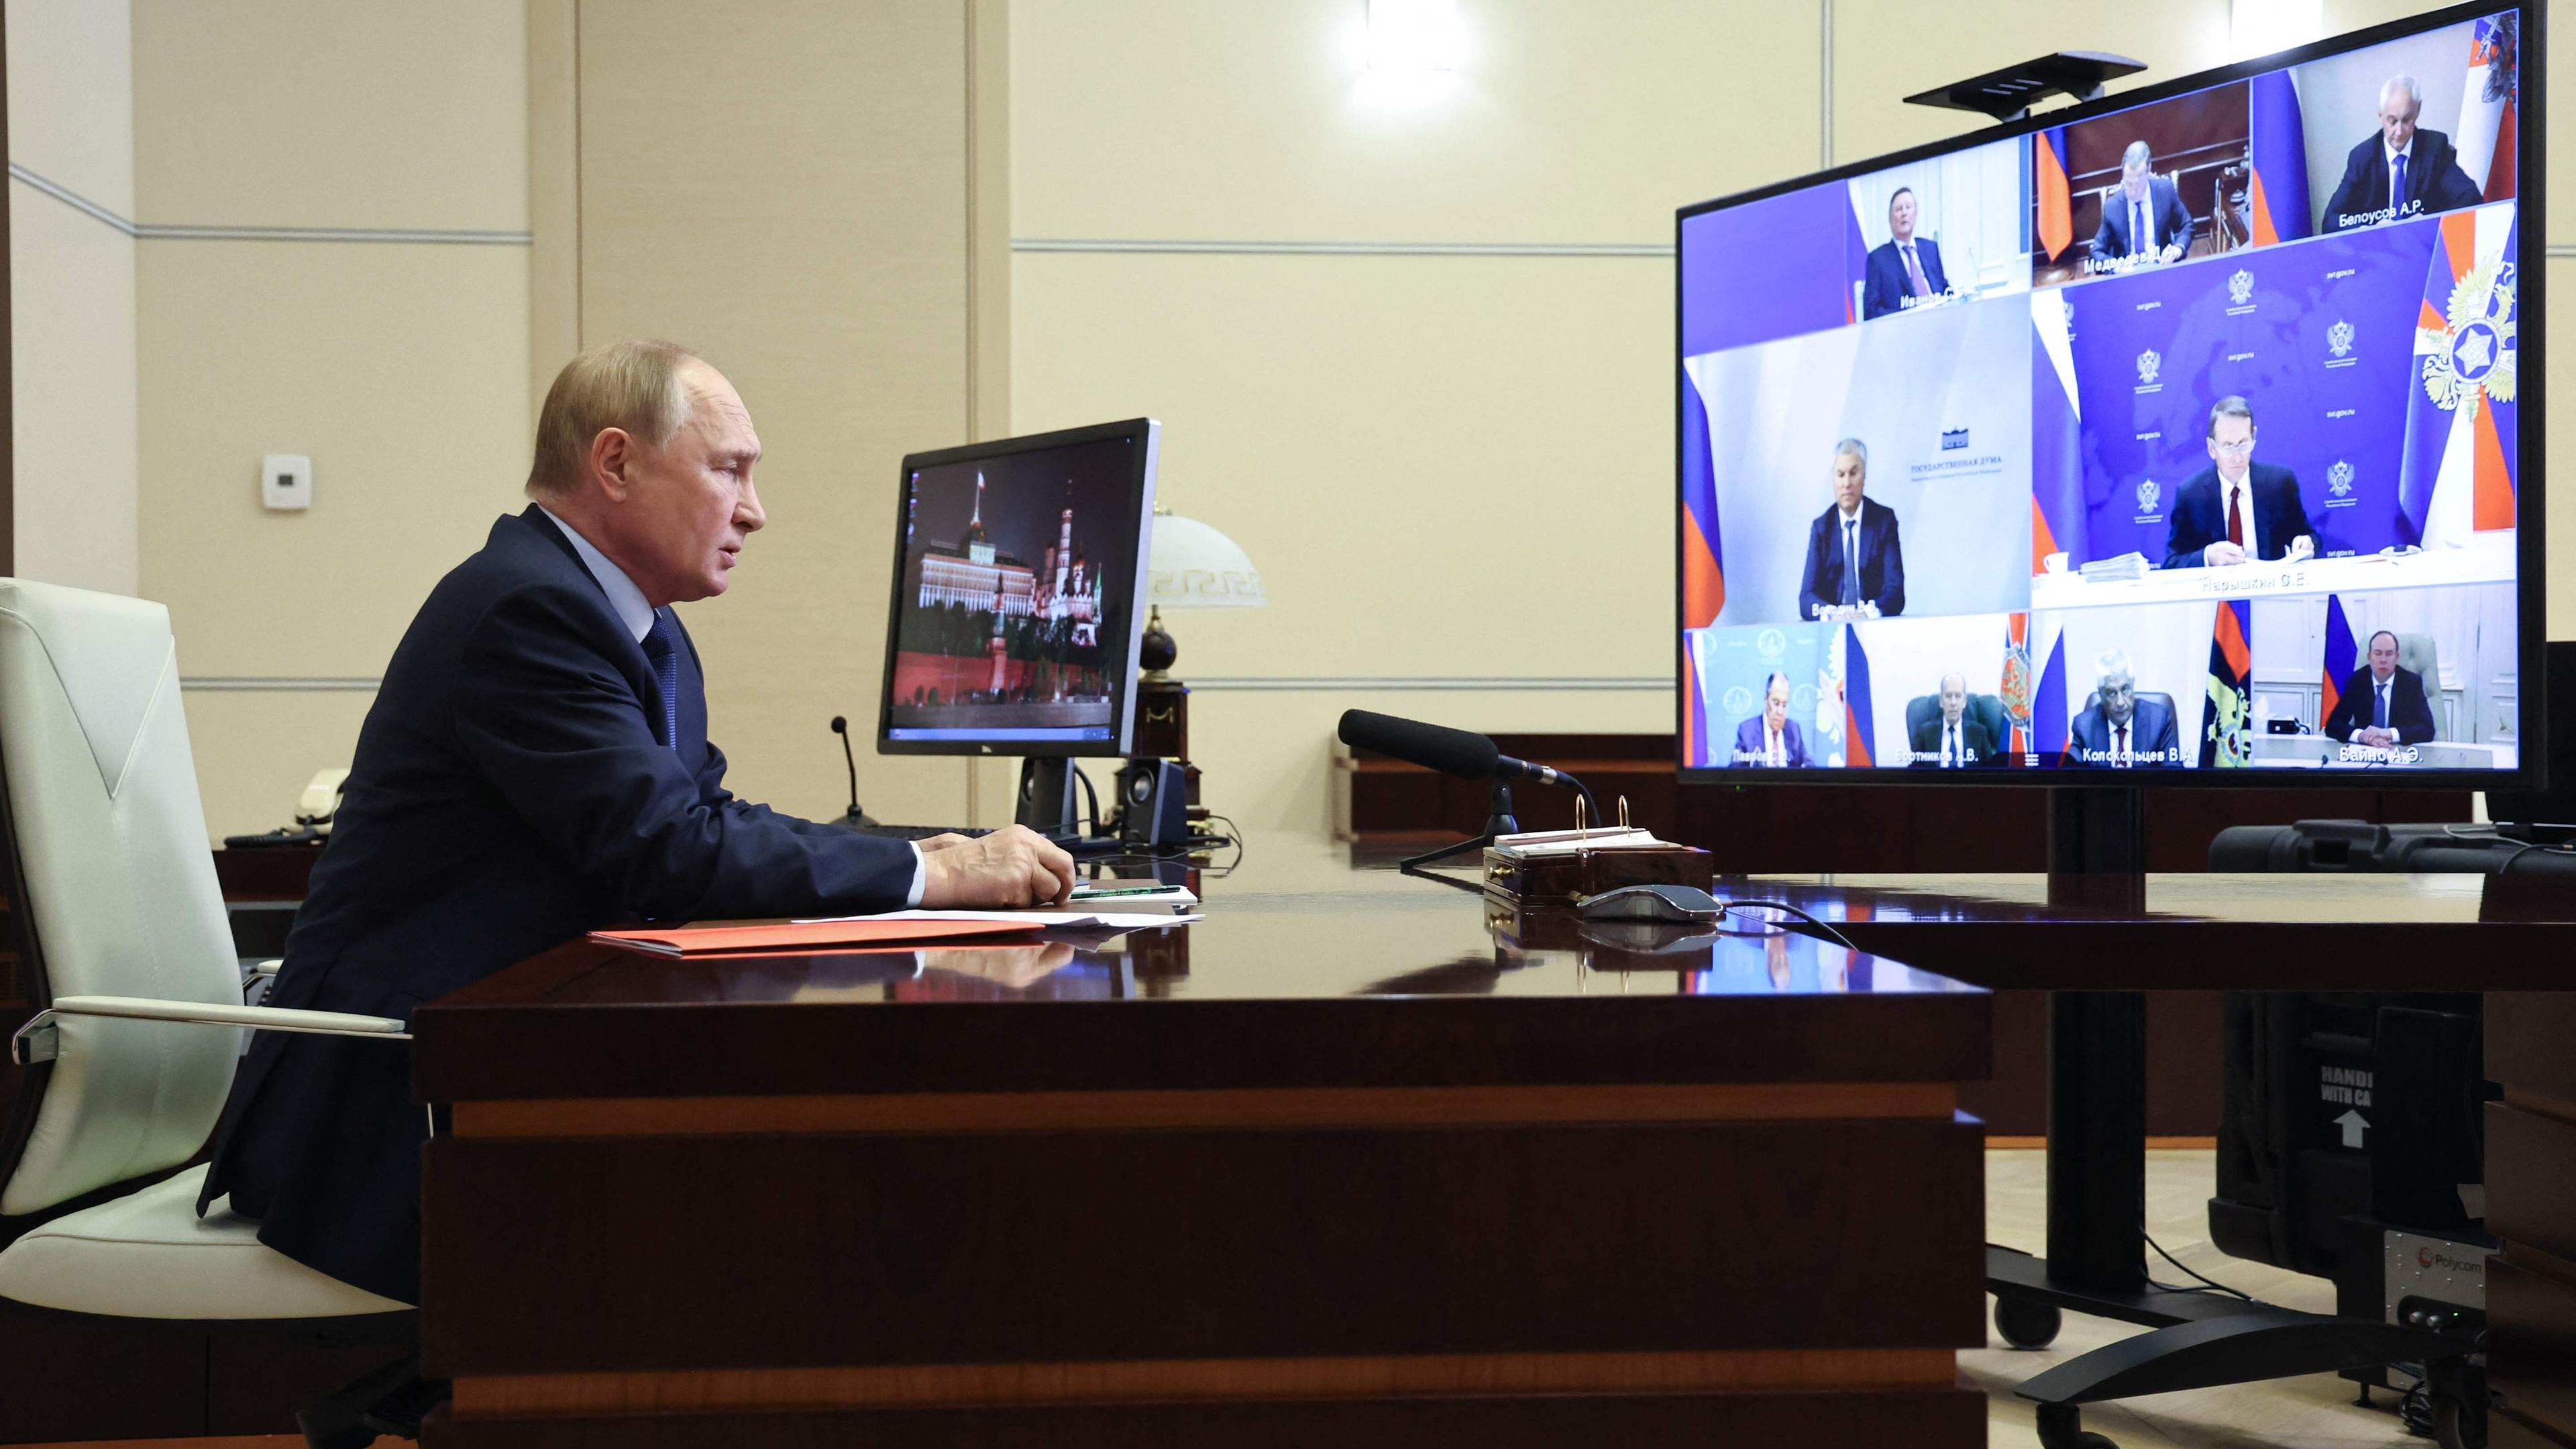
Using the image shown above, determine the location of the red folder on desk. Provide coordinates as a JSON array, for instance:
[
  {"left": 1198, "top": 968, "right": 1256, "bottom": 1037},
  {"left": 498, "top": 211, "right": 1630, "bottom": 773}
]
[{"left": 589, "top": 918, "right": 1041, "bottom": 957}]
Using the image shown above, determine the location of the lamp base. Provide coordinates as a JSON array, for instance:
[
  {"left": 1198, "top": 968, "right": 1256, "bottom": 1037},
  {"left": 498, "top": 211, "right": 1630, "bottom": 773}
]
[
  {"left": 1138, "top": 605, "right": 1177, "bottom": 680},
  {"left": 1134, "top": 674, "right": 1189, "bottom": 761}
]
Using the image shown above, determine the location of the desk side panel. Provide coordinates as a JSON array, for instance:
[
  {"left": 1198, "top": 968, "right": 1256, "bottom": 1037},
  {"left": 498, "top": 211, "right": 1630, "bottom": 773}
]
[{"left": 422, "top": 1115, "right": 1983, "bottom": 1375}]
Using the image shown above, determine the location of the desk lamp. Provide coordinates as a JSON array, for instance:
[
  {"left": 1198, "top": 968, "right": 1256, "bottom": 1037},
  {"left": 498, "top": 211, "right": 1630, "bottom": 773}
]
[{"left": 1133, "top": 503, "right": 1266, "bottom": 762}]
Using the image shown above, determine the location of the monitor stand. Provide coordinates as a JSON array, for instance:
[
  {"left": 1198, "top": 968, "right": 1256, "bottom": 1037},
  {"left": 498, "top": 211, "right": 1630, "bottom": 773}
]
[
  {"left": 1990, "top": 784, "right": 2479, "bottom": 1448},
  {"left": 1015, "top": 758, "right": 1081, "bottom": 837}
]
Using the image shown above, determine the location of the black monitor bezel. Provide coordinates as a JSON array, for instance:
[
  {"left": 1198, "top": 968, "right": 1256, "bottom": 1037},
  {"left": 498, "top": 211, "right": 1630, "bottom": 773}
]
[
  {"left": 876, "top": 417, "right": 1161, "bottom": 760},
  {"left": 1673, "top": 0, "right": 2544, "bottom": 790}
]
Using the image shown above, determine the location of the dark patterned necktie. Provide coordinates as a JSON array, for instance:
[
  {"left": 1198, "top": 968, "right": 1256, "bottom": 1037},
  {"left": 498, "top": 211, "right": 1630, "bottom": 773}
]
[{"left": 639, "top": 610, "right": 680, "bottom": 751}]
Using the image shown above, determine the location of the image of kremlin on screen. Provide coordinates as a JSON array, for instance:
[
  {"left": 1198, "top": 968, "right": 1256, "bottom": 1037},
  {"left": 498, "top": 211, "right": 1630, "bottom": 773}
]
[{"left": 891, "top": 464, "right": 1122, "bottom": 738}]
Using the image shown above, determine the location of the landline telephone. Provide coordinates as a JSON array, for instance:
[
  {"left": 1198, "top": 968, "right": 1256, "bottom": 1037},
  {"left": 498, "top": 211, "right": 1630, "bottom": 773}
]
[{"left": 221, "top": 767, "right": 350, "bottom": 849}]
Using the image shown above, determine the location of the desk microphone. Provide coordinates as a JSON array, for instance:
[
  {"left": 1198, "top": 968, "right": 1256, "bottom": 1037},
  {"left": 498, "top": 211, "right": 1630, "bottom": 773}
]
[
  {"left": 1335, "top": 710, "right": 1579, "bottom": 790},
  {"left": 828, "top": 716, "right": 872, "bottom": 827}
]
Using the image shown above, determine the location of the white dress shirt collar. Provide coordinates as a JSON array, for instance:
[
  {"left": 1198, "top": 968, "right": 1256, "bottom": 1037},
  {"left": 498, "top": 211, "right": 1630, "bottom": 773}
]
[
  {"left": 538, "top": 506, "right": 657, "bottom": 643},
  {"left": 2385, "top": 135, "right": 2415, "bottom": 168}
]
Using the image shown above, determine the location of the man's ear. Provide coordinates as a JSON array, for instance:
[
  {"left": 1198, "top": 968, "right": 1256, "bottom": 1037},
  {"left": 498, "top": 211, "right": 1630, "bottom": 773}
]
[{"left": 590, "top": 428, "right": 635, "bottom": 502}]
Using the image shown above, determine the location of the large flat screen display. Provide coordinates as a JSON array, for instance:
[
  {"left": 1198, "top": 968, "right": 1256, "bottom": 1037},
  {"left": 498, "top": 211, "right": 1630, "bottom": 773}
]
[{"left": 1678, "top": 3, "right": 2540, "bottom": 782}]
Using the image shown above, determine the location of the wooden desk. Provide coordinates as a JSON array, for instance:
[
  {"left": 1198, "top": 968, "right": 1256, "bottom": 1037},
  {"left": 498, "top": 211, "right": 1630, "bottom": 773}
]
[{"left": 413, "top": 845, "right": 1992, "bottom": 1446}]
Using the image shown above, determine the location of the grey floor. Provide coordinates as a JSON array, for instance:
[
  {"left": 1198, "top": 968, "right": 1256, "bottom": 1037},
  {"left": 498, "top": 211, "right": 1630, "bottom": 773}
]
[{"left": 1975, "top": 1148, "right": 2426, "bottom": 1448}]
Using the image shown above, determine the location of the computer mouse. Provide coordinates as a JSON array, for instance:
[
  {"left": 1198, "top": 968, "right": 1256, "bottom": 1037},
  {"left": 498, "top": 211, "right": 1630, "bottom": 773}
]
[{"left": 1576, "top": 883, "right": 1726, "bottom": 924}]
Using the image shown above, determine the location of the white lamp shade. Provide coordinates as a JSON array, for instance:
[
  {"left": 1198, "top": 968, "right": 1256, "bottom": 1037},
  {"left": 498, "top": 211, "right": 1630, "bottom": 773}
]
[{"left": 1146, "top": 514, "right": 1267, "bottom": 609}]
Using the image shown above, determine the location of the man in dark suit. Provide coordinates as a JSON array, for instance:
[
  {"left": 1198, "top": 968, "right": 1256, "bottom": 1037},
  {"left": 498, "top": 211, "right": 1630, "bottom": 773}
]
[
  {"left": 1861, "top": 186, "right": 1951, "bottom": 319},
  {"left": 1797, "top": 439, "right": 1905, "bottom": 619},
  {"left": 1730, "top": 672, "right": 1811, "bottom": 767},
  {"left": 2322, "top": 629, "right": 2438, "bottom": 746},
  {"left": 1909, "top": 673, "right": 1995, "bottom": 767},
  {"left": 199, "top": 340, "right": 1075, "bottom": 1304},
  {"left": 2091, "top": 140, "right": 2194, "bottom": 266},
  {"left": 2068, "top": 653, "right": 2181, "bottom": 767},
  {"left": 2320, "top": 74, "right": 2486, "bottom": 233},
  {"left": 2163, "top": 395, "right": 2317, "bottom": 569}
]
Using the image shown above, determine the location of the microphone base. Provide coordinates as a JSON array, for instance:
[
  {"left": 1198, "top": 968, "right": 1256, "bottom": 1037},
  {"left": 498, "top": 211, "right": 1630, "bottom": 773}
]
[{"left": 1398, "top": 782, "right": 1518, "bottom": 874}]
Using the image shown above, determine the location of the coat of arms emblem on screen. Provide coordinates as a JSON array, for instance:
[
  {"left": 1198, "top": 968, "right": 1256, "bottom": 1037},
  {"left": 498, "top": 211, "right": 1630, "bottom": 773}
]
[
  {"left": 2420, "top": 259, "right": 2518, "bottom": 419},
  {"left": 2135, "top": 478, "right": 2160, "bottom": 513},
  {"left": 2328, "top": 319, "right": 2355, "bottom": 358},
  {"left": 2136, "top": 350, "right": 2161, "bottom": 385},
  {"left": 1756, "top": 627, "right": 1787, "bottom": 658},
  {"left": 2328, "top": 460, "right": 2355, "bottom": 496},
  {"left": 2227, "top": 269, "right": 2255, "bottom": 306}
]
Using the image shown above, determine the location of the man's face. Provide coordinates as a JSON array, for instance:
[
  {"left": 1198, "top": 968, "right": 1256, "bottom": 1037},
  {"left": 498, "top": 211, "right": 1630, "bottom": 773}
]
[
  {"left": 2122, "top": 158, "right": 2151, "bottom": 201},
  {"left": 1939, "top": 676, "right": 1966, "bottom": 724},
  {"left": 2379, "top": 93, "right": 2420, "bottom": 154},
  {"left": 605, "top": 362, "right": 767, "bottom": 604},
  {"left": 1833, "top": 451, "right": 1866, "bottom": 512},
  {"left": 2100, "top": 672, "right": 2137, "bottom": 727},
  {"left": 2369, "top": 635, "right": 2399, "bottom": 682},
  {"left": 2207, "top": 414, "right": 2256, "bottom": 477},
  {"left": 1764, "top": 682, "right": 1790, "bottom": 730},
  {"left": 1889, "top": 191, "right": 1917, "bottom": 241}
]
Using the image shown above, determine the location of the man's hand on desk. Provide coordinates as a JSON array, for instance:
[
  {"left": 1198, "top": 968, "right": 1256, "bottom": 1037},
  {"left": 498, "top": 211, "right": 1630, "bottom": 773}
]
[{"left": 918, "top": 824, "right": 1077, "bottom": 908}]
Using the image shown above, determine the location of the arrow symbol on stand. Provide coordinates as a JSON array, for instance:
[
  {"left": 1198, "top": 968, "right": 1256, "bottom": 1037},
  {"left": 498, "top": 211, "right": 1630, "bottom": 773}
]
[{"left": 2334, "top": 1109, "right": 2369, "bottom": 1150}]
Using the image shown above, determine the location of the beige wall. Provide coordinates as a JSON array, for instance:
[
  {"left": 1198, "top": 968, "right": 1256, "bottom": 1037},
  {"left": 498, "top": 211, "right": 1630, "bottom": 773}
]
[
  {"left": 7, "top": 0, "right": 138, "bottom": 598},
  {"left": 548, "top": 0, "right": 1008, "bottom": 830},
  {"left": 131, "top": 0, "right": 531, "bottom": 839},
  {"left": 1012, "top": 0, "right": 2563, "bottom": 837}
]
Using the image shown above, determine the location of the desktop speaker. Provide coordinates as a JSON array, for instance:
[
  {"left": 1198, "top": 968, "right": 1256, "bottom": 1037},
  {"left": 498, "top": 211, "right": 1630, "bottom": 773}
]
[{"left": 1117, "top": 759, "right": 1189, "bottom": 848}]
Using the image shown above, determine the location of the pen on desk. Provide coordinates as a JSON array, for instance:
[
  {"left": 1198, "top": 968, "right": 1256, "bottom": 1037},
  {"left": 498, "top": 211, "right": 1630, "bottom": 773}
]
[{"left": 1073, "top": 885, "right": 1187, "bottom": 898}]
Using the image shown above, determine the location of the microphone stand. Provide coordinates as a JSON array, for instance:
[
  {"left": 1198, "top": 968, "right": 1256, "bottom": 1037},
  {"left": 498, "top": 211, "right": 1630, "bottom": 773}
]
[
  {"left": 828, "top": 716, "right": 876, "bottom": 828},
  {"left": 1397, "top": 771, "right": 1600, "bottom": 882}
]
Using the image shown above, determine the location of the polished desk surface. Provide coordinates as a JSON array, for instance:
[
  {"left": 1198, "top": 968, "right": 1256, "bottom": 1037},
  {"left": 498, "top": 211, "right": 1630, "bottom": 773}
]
[
  {"left": 1721, "top": 867, "right": 2576, "bottom": 991},
  {"left": 413, "top": 839, "right": 1989, "bottom": 1103}
]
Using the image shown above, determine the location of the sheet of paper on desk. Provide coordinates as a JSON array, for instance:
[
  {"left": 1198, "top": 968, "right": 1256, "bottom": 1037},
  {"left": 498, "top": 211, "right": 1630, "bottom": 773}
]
[
  {"left": 795, "top": 908, "right": 1202, "bottom": 930},
  {"left": 1491, "top": 827, "right": 1671, "bottom": 859}
]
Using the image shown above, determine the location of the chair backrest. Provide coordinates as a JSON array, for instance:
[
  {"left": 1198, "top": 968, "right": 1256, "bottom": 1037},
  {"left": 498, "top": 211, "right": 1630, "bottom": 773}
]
[
  {"left": 0, "top": 580, "right": 241, "bottom": 1216},
  {"left": 2396, "top": 633, "right": 2440, "bottom": 701}
]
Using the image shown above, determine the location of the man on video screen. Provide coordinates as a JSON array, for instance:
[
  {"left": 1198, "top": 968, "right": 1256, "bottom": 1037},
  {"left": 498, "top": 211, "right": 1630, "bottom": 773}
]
[
  {"left": 1797, "top": 439, "right": 1905, "bottom": 620},
  {"left": 2092, "top": 141, "right": 2192, "bottom": 266},
  {"left": 2320, "top": 75, "right": 2485, "bottom": 233},
  {"left": 2069, "top": 653, "right": 2180, "bottom": 768},
  {"left": 2322, "top": 629, "right": 2438, "bottom": 746},
  {"left": 2162, "top": 396, "right": 2316, "bottom": 569},
  {"left": 1910, "top": 672, "right": 1994, "bottom": 768},
  {"left": 1731, "top": 672, "right": 1813, "bottom": 768},
  {"left": 1862, "top": 187, "right": 1951, "bottom": 319}
]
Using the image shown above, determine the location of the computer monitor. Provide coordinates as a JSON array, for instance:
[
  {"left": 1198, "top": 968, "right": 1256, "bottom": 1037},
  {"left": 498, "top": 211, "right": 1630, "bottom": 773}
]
[
  {"left": 1676, "top": 1, "right": 2540, "bottom": 789},
  {"left": 877, "top": 419, "right": 1161, "bottom": 762}
]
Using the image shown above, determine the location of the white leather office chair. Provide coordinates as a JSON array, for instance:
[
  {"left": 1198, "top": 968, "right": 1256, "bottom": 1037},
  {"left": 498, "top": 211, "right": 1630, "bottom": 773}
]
[{"left": 0, "top": 580, "right": 415, "bottom": 1439}]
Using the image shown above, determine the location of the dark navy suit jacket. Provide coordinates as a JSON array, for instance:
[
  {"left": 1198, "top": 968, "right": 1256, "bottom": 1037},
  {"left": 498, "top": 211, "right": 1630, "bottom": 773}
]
[
  {"left": 1861, "top": 237, "right": 1950, "bottom": 319},
  {"left": 1730, "top": 716, "right": 1811, "bottom": 768},
  {"left": 200, "top": 508, "right": 918, "bottom": 1302},
  {"left": 2091, "top": 176, "right": 2194, "bottom": 260},
  {"left": 2161, "top": 463, "right": 2316, "bottom": 569},
  {"left": 2322, "top": 663, "right": 2438, "bottom": 744},
  {"left": 2068, "top": 698, "right": 2182, "bottom": 767},
  {"left": 1798, "top": 497, "right": 1906, "bottom": 620},
  {"left": 2320, "top": 129, "right": 2483, "bottom": 233}
]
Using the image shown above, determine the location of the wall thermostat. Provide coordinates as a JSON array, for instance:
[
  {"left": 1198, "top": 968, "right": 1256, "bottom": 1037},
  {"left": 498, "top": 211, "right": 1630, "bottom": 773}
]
[{"left": 262, "top": 453, "right": 313, "bottom": 511}]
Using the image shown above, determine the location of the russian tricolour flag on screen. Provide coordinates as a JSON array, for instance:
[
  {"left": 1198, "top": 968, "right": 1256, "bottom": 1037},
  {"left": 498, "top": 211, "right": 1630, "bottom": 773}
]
[
  {"left": 2030, "top": 290, "right": 2084, "bottom": 574},
  {"left": 2247, "top": 70, "right": 2310, "bottom": 246},
  {"left": 1831, "top": 625, "right": 1875, "bottom": 769},
  {"left": 2320, "top": 594, "right": 2358, "bottom": 727},
  {"left": 2396, "top": 207, "right": 2518, "bottom": 548},
  {"left": 1680, "top": 366, "right": 1725, "bottom": 625}
]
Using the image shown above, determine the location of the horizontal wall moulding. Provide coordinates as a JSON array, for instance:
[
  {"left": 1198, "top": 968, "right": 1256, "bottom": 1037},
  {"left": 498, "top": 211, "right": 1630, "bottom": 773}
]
[
  {"left": 9, "top": 165, "right": 532, "bottom": 245},
  {"left": 182, "top": 677, "right": 382, "bottom": 692},
  {"left": 1013, "top": 237, "right": 1671, "bottom": 258},
  {"left": 1192, "top": 676, "right": 1672, "bottom": 692}
]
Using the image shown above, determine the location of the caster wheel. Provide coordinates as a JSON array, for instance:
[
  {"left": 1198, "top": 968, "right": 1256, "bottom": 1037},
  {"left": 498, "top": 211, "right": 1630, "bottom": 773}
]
[
  {"left": 2433, "top": 1395, "right": 2487, "bottom": 1449},
  {"left": 2034, "top": 1402, "right": 2116, "bottom": 1448},
  {"left": 1995, "top": 1296, "right": 2063, "bottom": 1349}
]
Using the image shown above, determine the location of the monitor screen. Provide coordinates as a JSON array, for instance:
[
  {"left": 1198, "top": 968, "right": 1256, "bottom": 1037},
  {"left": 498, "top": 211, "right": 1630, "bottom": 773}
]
[
  {"left": 878, "top": 420, "right": 1160, "bottom": 755},
  {"left": 1677, "top": 3, "right": 2536, "bottom": 782}
]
